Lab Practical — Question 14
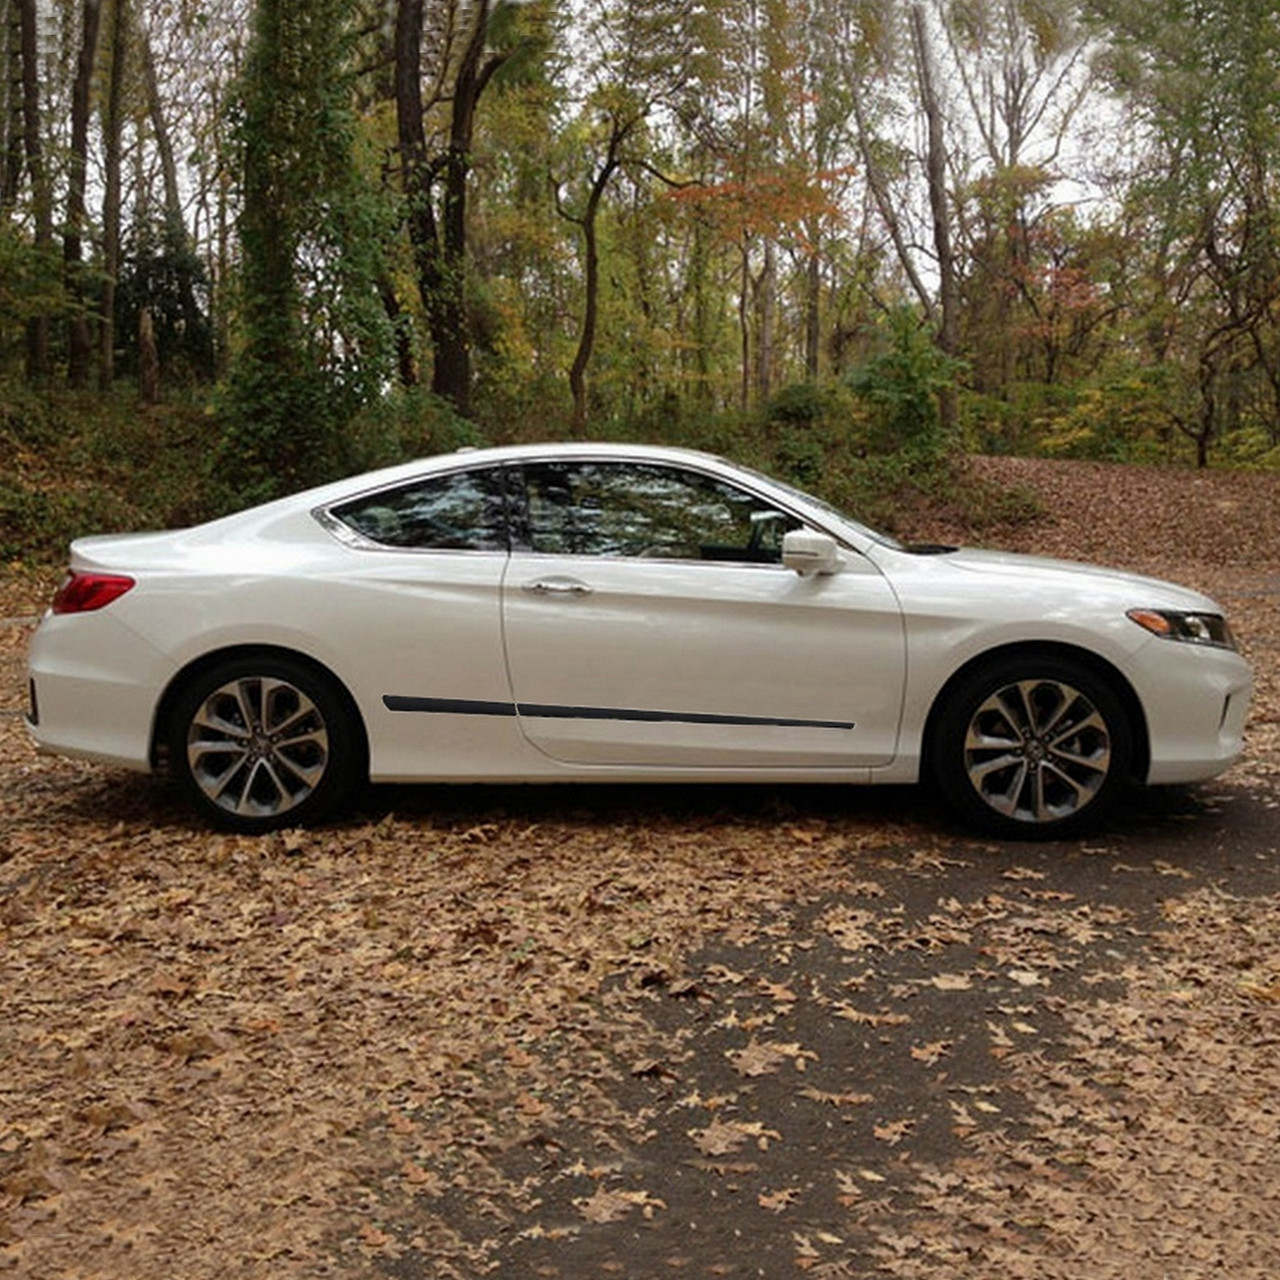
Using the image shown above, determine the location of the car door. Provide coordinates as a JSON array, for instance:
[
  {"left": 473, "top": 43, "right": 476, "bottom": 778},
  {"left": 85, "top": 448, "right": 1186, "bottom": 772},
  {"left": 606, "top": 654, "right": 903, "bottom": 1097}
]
[
  {"left": 500, "top": 458, "right": 907, "bottom": 769},
  {"left": 319, "top": 463, "right": 519, "bottom": 778}
]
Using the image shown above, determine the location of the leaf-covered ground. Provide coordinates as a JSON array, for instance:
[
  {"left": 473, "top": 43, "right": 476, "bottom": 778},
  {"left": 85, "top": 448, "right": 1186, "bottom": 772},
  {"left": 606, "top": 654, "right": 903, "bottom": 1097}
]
[{"left": 1, "top": 457, "right": 1278, "bottom": 1279}]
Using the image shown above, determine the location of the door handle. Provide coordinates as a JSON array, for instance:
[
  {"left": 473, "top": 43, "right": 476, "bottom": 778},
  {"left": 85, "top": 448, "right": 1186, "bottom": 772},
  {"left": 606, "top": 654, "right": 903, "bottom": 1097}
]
[{"left": 522, "top": 578, "right": 593, "bottom": 596}]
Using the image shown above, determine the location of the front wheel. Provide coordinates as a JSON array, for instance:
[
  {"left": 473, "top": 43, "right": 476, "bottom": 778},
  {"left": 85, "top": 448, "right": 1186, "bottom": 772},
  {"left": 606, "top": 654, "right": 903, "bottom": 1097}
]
[
  {"left": 169, "top": 655, "right": 362, "bottom": 833},
  {"left": 930, "top": 655, "right": 1134, "bottom": 840}
]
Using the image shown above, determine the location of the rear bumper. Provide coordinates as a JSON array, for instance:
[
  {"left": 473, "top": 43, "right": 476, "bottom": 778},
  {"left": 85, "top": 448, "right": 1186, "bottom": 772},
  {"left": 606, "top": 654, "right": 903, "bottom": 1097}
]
[{"left": 25, "top": 612, "right": 172, "bottom": 772}]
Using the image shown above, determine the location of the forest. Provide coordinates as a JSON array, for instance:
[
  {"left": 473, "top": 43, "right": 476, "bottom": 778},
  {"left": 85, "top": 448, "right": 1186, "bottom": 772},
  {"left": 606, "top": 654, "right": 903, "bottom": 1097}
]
[{"left": 3, "top": 0, "right": 1280, "bottom": 559}]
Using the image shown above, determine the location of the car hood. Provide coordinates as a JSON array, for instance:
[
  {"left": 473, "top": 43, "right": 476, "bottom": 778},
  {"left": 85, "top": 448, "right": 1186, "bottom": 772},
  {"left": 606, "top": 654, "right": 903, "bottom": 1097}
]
[{"left": 921, "top": 546, "right": 1221, "bottom": 612}]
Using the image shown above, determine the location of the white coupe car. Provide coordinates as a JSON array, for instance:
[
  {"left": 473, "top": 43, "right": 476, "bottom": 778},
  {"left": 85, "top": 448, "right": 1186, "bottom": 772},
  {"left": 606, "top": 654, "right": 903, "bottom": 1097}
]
[{"left": 25, "top": 443, "right": 1253, "bottom": 838}]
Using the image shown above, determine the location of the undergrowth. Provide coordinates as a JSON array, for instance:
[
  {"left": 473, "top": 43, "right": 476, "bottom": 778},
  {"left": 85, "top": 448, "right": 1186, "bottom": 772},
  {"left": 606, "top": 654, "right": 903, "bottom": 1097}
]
[{"left": 1, "top": 377, "right": 1042, "bottom": 565}]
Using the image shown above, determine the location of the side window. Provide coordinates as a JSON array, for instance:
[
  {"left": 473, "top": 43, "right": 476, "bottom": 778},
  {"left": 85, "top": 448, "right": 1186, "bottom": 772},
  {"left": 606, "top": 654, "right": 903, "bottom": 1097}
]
[
  {"left": 520, "top": 461, "right": 798, "bottom": 562},
  {"left": 330, "top": 467, "right": 508, "bottom": 550}
]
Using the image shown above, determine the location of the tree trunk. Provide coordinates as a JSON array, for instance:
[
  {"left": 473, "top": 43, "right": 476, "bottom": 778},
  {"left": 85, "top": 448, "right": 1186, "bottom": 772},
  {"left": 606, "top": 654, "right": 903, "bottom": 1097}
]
[
  {"left": 138, "top": 305, "right": 160, "bottom": 403},
  {"left": 1193, "top": 356, "right": 1216, "bottom": 469},
  {"left": 395, "top": 0, "right": 507, "bottom": 416},
  {"left": 804, "top": 249, "right": 821, "bottom": 381},
  {"left": 66, "top": 0, "right": 104, "bottom": 389},
  {"left": 738, "top": 239, "right": 751, "bottom": 412},
  {"left": 99, "top": 0, "right": 128, "bottom": 393},
  {"left": 2, "top": 4, "right": 22, "bottom": 213},
  {"left": 690, "top": 216, "right": 712, "bottom": 409},
  {"left": 911, "top": 3, "right": 957, "bottom": 435},
  {"left": 140, "top": 27, "right": 179, "bottom": 228},
  {"left": 378, "top": 275, "right": 419, "bottom": 387},
  {"left": 756, "top": 238, "right": 776, "bottom": 403},
  {"left": 18, "top": 0, "right": 51, "bottom": 383},
  {"left": 567, "top": 200, "right": 600, "bottom": 435},
  {"left": 432, "top": 2, "right": 496, "bottom": 416},
  {"left": 139, "top": 20, "right": 208, "bottom": 380},
  {"left": 394, "top": 0, "right": 442, "bottom": 371},
  {"left": 851, "top": 84, "right": 935, "bottom": 325},
  {"left": 566, "top": 132, "right": 623, "bottom": 436}
]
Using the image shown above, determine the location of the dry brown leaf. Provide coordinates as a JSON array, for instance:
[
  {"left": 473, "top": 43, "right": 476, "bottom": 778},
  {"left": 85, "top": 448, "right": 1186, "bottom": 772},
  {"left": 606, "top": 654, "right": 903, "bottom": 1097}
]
[
  {"left": 873, "top": 1119, "right": 915, "bottom": 1145},
  {"left": 575, "top": 1186, "right": 666, "bottom": 1224},
  {"left": 689, "top": 1119, "right": 781, "bottom": 1156},
  {"left": 833, "top": 1005, "right": 911, "bottom": 1027},
  {"left": 798, "top": 1087, "right": 873, "bottom": 1107},
  {"left": 910, "top": 1040, "right": 952, "bottom": 1065},
  {"left": 758, "top": 1187, "right": 800, "bottom": 1212},
  {"left": 728, "top": 1040, "right": 815, "bottom": 1077}
]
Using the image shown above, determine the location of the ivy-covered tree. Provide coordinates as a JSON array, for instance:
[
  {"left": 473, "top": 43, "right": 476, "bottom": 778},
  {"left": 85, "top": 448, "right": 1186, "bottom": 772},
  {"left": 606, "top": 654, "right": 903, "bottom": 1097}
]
[{"left": 219, "top": 0, "right": 394, "bottom": 502}]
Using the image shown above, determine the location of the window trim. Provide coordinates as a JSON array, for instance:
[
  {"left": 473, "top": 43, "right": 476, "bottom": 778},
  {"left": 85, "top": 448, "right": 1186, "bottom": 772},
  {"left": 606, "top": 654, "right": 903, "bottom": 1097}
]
[
  {"left": 313, "top": 462, "right": 515, "bottom": 555},
  {"left": 312, "top": 451, "right": 866, "bottom": 566},
  {"left": 509, "top": 458, "right": 806, "bottom": 567}
]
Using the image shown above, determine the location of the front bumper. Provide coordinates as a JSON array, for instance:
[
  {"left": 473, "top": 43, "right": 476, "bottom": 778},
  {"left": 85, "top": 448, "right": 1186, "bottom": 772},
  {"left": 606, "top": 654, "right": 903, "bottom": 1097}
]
[{"left": 1131, "top": 640, "right": 1254, "bottom": 785}]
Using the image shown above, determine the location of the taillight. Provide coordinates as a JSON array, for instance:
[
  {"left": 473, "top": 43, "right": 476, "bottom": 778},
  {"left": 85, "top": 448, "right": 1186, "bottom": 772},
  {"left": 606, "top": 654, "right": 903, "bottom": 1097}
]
[{"left": 51, "top": 571, "right": 136, "bottom": 614}]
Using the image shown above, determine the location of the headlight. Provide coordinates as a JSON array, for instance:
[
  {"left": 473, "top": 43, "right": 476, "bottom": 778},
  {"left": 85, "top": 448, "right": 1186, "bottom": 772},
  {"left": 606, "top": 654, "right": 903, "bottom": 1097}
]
[{"left": 1127, "top": 608, "right": 1237, "bottom": 650}]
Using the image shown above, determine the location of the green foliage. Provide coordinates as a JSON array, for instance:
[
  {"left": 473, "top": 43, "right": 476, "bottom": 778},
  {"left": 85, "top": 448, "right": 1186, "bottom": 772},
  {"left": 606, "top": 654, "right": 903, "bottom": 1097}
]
[
  {"left": 1089, "top": 0, "right": 1280, "bottom": 468},
  {"left": 0, "top": 225, "right": 65, "bottom": 373},
  {"left": 1035, "top": 369, "right": 1180, "bottom": 463},
  {"left": 845, "top": 307, "right": 960, "bottom": 462},
  {"left": 1216, "top": 425, "right": 1280, "bottom": 471},
  {"left": 0, "top": 363, "right": 1043, "bottom": 566},
  {"left": 767, "top": 380, "right": 844, "bottom": 426},
  {"left": 0, "top": 388, "right": 216, "bottom": 562},
  {"left": 765, "top": 381, "right": 859, "bottom": 488},
  {"left": 115, "top": 221, "right": 216, "bottom": 384},
  {"left": 340, "top": 388, "right": 482, "bottom": 473},
  {"left": 960, "top": 382, "right": 1077, "bottom": 456},
  {"left": 216, "top": 0, "right": 397, "bottom": 508}
]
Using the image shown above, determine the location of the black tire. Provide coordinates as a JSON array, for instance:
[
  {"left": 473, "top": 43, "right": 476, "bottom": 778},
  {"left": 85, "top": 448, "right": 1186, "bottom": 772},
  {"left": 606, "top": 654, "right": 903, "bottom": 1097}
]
[
  {"left": 930, "top": 654, "right": 1133, "bottom": 840},
  {"left": 169, "top": 654, "right": 362, "bottom": 833}
]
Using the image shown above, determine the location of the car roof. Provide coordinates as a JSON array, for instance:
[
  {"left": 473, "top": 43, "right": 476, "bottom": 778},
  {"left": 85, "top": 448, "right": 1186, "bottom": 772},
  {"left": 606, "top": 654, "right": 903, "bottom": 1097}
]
[{"left": 316, "top": 441, "right": 738, "bottom": 503}]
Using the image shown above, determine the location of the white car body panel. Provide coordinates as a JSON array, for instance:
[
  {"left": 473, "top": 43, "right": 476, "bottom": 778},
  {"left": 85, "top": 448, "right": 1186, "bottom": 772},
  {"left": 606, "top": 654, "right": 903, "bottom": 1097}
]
[
  {"left": 866, "top": 545, "right": 1252, "bottom": 784},
  {"left": 501, "top": 549, "right": 904, "bottom": 768},
  {"left": 25, "top": 610, "right": 169, "bottom": 768},
  {"left": 25, "top": 443, "right": 1254, "bottom": 819}
]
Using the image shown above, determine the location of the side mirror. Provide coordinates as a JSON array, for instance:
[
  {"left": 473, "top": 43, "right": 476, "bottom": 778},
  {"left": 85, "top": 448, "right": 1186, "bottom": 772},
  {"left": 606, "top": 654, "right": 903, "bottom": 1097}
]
[{"left": 782, "top": 528, "right": 842, "bottom": 576}]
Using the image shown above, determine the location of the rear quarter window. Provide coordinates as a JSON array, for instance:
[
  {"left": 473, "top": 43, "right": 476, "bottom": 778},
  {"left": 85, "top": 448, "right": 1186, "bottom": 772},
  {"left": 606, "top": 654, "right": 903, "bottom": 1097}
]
[{"left": 330, "top": 468, "right": 508, "bottom": 550}]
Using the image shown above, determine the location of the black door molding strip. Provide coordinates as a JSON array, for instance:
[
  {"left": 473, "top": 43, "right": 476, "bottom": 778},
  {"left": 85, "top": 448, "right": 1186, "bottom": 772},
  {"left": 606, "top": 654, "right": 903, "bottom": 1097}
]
[{"left": 383, "top": 695, "right": 854, "bottom": 731}]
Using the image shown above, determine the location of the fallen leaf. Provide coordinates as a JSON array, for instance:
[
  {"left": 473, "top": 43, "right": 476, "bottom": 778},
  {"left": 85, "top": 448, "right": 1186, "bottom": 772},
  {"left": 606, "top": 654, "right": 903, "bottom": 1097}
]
[
  {"left": 758, "top": 979, "right": 798, "bottom": 1004},
  {"left": 689, "top": 1119, "right": 781, "bottom": 1156},
  {"left": 1006, "top": 968, "right": 1047, "bottom": 987},
  {"left": 873, "top": 1119, "right": 914, "bottom": 1145},
  {"left": 798, "top": 1086, "right": 873, "bottom": 1107},
  {"left": 576, "top": 1187, "right": 667, "bottom": 1224},
  {"left": 758, "top": 1187, "right": 800, "bottom": 1212},
  {"left": 834, "top": 1005, "right": 911, "bottom": 1027},
  {"left": 910, "top": 1040, "right": 952, "bottom": 1065},
  {"left": 727, "top": 1040, "right": 815, "bottom": 1077}
]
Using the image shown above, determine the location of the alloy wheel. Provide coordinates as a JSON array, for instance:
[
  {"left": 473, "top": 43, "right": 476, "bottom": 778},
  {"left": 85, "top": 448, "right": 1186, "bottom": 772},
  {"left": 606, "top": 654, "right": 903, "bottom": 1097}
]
[
  {"left": 962, "top": 677, "right": 1112, "bottom": 825},
  {"left": 186, "top": 675, "right": 330, "bottom": 819}
]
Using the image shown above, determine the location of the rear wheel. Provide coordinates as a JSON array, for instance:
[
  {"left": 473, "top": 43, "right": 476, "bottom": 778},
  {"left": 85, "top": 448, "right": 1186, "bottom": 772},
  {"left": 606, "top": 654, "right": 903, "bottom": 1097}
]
[
  {"left": 931, "top": 655, "right": 1133, "bottom": 839},
  {"left": 170, "top": 655, "right": 361, "bottom": 832}
]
